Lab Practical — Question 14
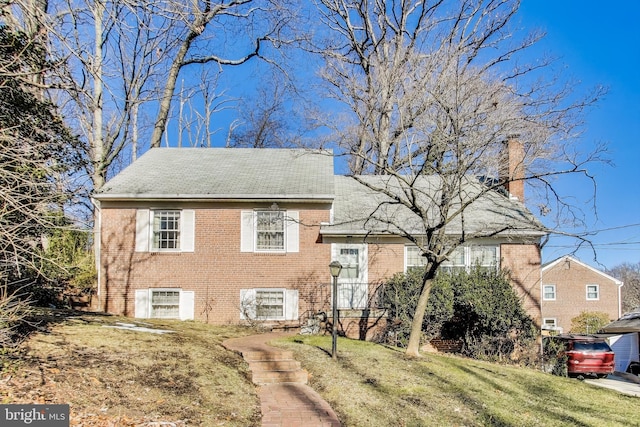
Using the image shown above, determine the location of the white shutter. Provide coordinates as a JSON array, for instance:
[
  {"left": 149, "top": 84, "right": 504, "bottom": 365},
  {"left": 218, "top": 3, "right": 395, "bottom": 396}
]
[
  {"left": 135, "top": 289, "right": 149, "bottom": 318},
  {"left": 135, "top": 209, "right": 150, "bottom": 252},
  {"left": 179, "top": 291, "right": 195, "bottom": 320},
  {"left": 240, "top": 211, "right": 254, "bottom": 252},
  {"left": 286, "top": 211, "right": 299, "bottom": 253},
  {"left": 239, "top": 289, "right": 256, "bottom": 320},
  {"left": 181, "top": 210, "right": 195, "bottom": 252},
  {"left": 285, "top": 289, "right": 299, "bottom": 320}
]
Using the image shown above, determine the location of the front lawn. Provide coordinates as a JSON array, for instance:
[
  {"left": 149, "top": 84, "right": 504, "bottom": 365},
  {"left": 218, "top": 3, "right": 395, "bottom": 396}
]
[
  {"left": 0, "top": 312, "right": 261, "bottom": 426},
  {"left": 274, "top": 335, "right": 638, "bottom": 427},
  {"left": 2, "top": 313, "right": 637, "bottom": 427}
]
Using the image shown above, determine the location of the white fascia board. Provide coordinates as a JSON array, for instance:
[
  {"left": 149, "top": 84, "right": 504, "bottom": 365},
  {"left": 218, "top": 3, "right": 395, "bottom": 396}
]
[
  {"left": 93, "top": 193, "right": 335, "bottom": 203},
  {"left": 542, "top": 255, "right": 623, "bottom": 286}
]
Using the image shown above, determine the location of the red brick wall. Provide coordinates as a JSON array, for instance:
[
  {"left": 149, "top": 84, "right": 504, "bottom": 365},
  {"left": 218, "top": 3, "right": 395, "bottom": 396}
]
[
  {"left": 500, "top": 243, "right": 542, "bottom": 325},
  {"left": 99, "top": 205, "right": 543, "bottom": 328},
  {"left": 365, "top": 241, "right": 542, "bottom": 324},
  {"left": 99, "top": 203, "right": 332, "bottom": 324},
  {"left": 541, "top": 259, "right": 620, "bottom": 332}
]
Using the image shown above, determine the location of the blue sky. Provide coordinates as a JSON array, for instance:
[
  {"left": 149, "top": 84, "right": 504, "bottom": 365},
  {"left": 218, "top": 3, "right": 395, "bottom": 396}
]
[
  {"left": 518, "top": 1, "right": 640, "bottom": 269},
  {"left": 162, "top": 1, "right": 639, "bottom": 270}
]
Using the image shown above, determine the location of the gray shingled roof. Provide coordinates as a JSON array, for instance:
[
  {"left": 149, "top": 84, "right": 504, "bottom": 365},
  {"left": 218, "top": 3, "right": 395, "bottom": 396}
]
[
  {"left": 93, "top": 148, "right": 335, "bottom": 201},
  {"left": 322, "top": 175, "right": 545, "bottom": 237},
  {"left": 601, "top": 311, "right": 640, "bottom": 333}
]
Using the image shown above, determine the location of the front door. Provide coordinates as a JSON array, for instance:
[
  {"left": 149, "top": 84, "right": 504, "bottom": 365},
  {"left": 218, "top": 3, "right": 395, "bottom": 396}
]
[{"left": 332, "top": 243, "right": 368, "bottom": 309}]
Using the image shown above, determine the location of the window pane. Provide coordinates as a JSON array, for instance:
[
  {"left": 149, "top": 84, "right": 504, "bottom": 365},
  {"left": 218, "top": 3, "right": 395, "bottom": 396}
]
[
  {"left": 256, "top": 211, "right": 285, "bottom": 251},
  {"left": 338, "top": 248, "right": 359, "bottom": 279},
  {"left": 256, "top": 290, "right": 284, "bottom": 318},
  {"left": 470, "top": 246, "right": 497, "bottom": 267},
  {"left": 406, "top": 246, "right": 427, "bottom": 269},
  {"left": 440, "top": 247, "right": 465, "bottom": 273},
  {"left": 151, "top": 290, "right": 180, "bottom": 318},
  {"left": 153, "top": 211, "right": 180, "bottom": 250},
  {"left": 544, "top": 285, "right": 556, "bottom": 300},
  {"left": 587, "top": 285, "right": 599, "bottom": 299}
]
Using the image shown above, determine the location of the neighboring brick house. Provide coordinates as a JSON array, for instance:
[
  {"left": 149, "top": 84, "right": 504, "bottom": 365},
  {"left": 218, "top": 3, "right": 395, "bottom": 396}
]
[
  {"left": 541, "top": 255, "right": 623, "bottom": 334},
  {"left": 93, "top": 147, "right": 545, "bottom": 338}
]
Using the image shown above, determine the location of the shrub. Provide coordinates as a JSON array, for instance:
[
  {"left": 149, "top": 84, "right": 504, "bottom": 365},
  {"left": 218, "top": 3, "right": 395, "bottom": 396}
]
[
  {"left": 381, "top": 268, "right": 454, "bottom": 347},
  {"left": 570, "top": 311, "right": 611, "bottom": 334},
  {"left": 381, "top": 266, "right": 537, "bottom": 362}
]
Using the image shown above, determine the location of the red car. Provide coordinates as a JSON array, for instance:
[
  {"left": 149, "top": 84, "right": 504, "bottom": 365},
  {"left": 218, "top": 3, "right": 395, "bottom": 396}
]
[{"left": 545, "top": 335, "right": 615, "bottom": 379}]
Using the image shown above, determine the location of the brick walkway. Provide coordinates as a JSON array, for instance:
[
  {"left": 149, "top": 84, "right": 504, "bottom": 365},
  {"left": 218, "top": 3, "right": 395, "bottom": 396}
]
[{"left": 223, "top": 332, "right": 341, "bottom": 427}]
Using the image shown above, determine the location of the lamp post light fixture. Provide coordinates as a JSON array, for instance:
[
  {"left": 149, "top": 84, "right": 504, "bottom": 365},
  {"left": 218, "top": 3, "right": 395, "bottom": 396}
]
[{"left": 329, "top": 260, "right": 343, "bottom": 359}]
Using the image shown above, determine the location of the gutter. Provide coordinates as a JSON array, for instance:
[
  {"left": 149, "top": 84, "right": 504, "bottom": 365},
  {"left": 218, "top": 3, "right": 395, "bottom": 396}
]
[{"left": 93, "top": 194, "right": 335, "bottom": 204}]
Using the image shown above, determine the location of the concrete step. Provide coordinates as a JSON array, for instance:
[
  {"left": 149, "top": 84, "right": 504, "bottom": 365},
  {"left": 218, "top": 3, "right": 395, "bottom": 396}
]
[
  {"left": 251, "top": 368, "right": 308, "bottom": 385},
  {"left": 242, "top": 350, "right": 294, "bottom": 362},
  {"left": 240, "top": 349, "right": 308, "bottom": 385},
  {"left": 249, "top": 359, "right": 301, "bottom": 371}
]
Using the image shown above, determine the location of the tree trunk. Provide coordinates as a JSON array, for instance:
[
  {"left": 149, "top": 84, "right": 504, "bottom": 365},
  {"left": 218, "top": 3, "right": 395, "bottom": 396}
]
[
  {"left": 405, "top": 274, "right": 434, "bottom": 357},
  {"left": 150, "top": 32, "right": 196, "bottom": 148}
]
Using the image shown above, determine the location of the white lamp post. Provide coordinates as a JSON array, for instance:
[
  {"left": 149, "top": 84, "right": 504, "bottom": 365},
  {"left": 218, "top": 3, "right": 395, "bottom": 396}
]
[{"left": 329, "top": 260, "right": 343, "bottom": 359}]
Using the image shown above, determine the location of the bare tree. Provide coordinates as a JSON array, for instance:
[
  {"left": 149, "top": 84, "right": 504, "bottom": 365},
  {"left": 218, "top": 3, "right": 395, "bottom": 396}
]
[
  {"left": 2, "top": 0, "right": 298, "bottom": 273},
  {"left": 174, "top": 69, "right": 236, "bottom": 148},
  {"left": 147, "top": 0, "right": 295, "bottom": 149},
  {"left": 228, "top": 74, "right": 295, "bottom": 148},
  {"left": 609, "top": 262, "right": 640, "bottom": 313},
  {"left": 311, "top": 0, "right": 606, "bottom": 356}
]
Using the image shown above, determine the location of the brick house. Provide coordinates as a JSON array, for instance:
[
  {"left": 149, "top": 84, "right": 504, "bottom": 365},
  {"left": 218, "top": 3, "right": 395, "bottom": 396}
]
[
  {"left": 541, "top": 255, "right": 623, "bottom": 334},
  {"left": 93, "top": 147, "right": 545, "bottom": 338}
]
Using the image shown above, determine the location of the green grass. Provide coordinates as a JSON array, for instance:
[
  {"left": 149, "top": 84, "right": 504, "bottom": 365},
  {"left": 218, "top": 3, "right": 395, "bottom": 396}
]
[
  {"left": 274, "top": 335, "right": 639, "bottom": 427},
  {"left": 3, "top": 313, "right": 637, "bottom": 427}
]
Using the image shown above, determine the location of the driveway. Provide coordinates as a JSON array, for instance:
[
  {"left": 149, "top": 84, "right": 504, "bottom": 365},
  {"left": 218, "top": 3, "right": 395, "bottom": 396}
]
[{"left": 584, "top": 372, "right": 640, "bottom": 397}]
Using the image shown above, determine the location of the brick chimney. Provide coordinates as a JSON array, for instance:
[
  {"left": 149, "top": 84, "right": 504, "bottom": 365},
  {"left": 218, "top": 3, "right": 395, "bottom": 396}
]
[{"left": 504, "top": 136, "right": 525, "bottom": 201}]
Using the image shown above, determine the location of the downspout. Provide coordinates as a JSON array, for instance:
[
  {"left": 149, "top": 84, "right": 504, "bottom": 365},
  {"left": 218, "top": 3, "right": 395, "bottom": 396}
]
[
  {"left": 92, "top": 197, "right": 101, "bottom": 303},
  {"left": 618, "top": 280, "right": 624, "bottom": 318}
]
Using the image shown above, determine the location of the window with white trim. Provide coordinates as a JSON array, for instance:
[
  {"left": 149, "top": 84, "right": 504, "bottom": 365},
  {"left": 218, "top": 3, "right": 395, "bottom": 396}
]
[
  {"left": 256, "top": 290, "right": 284, "bottom": 318},
  {"left": 135, "top": 209, "right": 195, "bottom": 253},
  {"left": 239, "top": 288, "right": 299, "bottom": 321},
  {"left": 153, "top": 210, "right": 180, "bottom": 250},
  {"left": 256, "top": 211, "right": 285, "bottom": 251},
  {"left": 586, "top": 284, "right": 599, "bottom": 300},
  {"left": 427, "top": 245, "right": 499, "bottom": 273},
  {"left": 470, "top": 246, "right": 498, "bottom": 268},
  {"left": 542, "top": 318, "right": 558, "bottom": 329},
  {"left": 241, "top": 210, "right": 299, "bottom": 253},
  {"left": 338, "top": 248, "right": 360, "bottom": 279},
  {"left": 151, "top": 290, "right": 180, "bottom": 318},
  {"left": 440, "top": 246, "right": 466, "bottom": 272},
  {"left": 543, "top": 285, "right": 556, "bottom": 301},
  {"left": 134, "top": 288, "right": 195, "bottom": 320},
  {"left": 405, "top": 246, "right": 427, "bottom": 271}
]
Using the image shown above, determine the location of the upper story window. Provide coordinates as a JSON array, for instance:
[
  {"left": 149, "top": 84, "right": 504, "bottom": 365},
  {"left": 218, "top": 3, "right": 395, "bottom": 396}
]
[
  {"left": 152, "top": 210, "right": 180, "bottom": 250},
  {"left": 256, "top": 210, "right": 285, "bottom": 251},
  {"left": 440, "top": 246, "right": 466, "bottom": 272},
  {"left": 405, "top": 246, "right": 427, "bottom": 271},
  {"left": 135, "top": 209, "right": 195, "bottom": 253},
  {"left": 543, "top": 285, "right": 556, "bottom": 300},
  {"left": 241, "top": 210, "right": 299, "bottom": 253},
  {"left": 586, "top": 284, "right": 600, "bottom": 300},
  {"left": 425, "top": 244, "right": 498, "bottom": 273}
]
